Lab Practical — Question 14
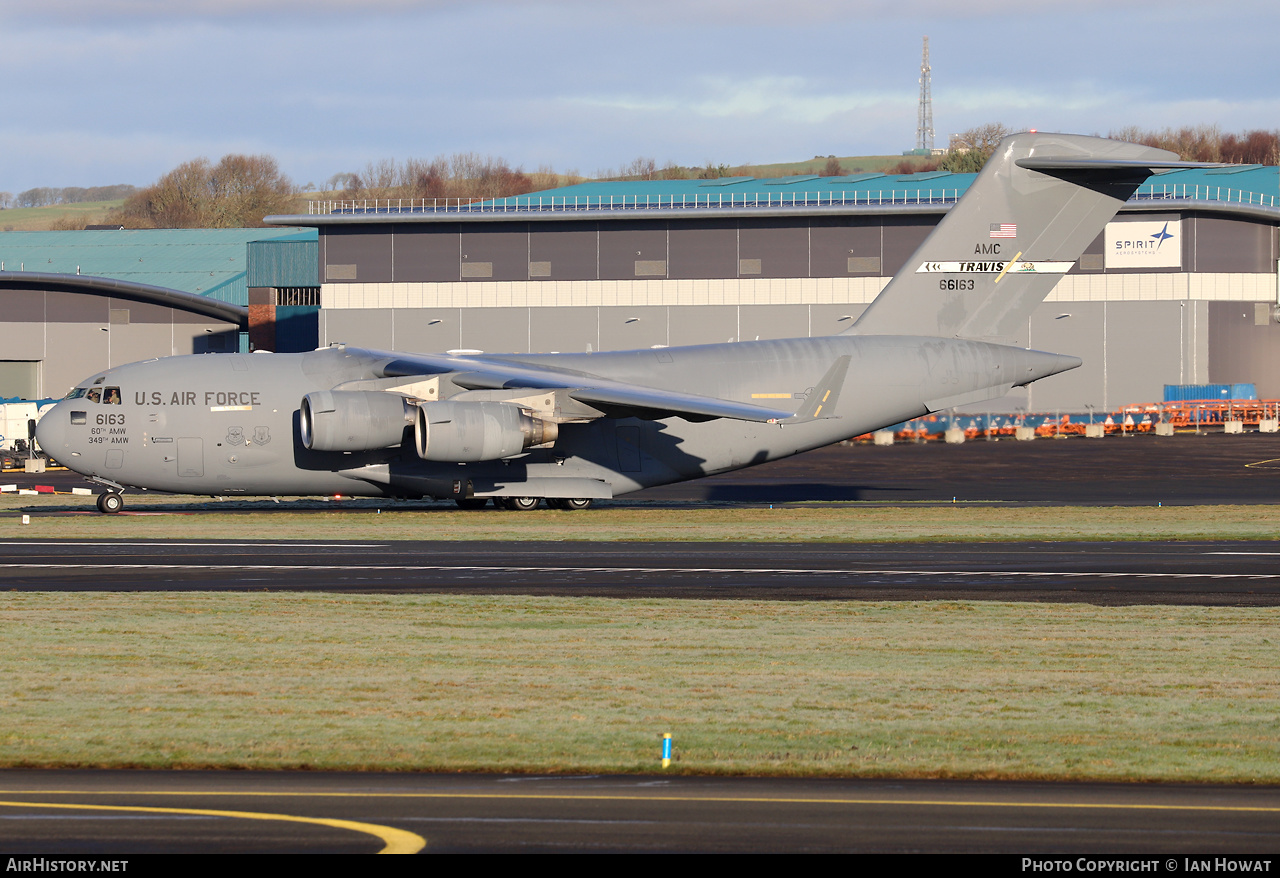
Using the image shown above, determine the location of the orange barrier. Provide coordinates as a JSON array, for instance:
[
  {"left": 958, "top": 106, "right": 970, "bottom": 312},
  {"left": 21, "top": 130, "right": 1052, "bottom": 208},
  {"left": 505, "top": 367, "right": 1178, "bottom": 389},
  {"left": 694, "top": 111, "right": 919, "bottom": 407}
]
[
  {"left": 852, "top": 399, "right": 1280, "bottom": 442},
  {"left": 1122, "top": 400, "right": 1280, "bottom": 428}
]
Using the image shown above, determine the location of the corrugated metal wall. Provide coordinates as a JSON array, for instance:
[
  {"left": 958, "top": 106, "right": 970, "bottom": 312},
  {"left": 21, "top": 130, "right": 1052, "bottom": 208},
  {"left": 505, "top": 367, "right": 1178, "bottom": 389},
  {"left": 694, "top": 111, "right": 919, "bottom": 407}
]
[{"left": 247, "top": 238, "right": 319, "bottom": 288}]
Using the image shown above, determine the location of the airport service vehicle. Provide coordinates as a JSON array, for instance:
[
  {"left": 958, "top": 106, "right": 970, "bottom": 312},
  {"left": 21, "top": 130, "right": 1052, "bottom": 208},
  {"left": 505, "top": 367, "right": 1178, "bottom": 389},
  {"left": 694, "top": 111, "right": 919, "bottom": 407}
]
[{"left": 36, "top": 134, "right": 1197, "bottom": 513}]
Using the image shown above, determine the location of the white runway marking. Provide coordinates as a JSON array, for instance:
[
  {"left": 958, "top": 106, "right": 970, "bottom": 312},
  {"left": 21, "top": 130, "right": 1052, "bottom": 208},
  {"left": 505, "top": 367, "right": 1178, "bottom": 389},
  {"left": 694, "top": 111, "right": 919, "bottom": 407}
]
[
  {"left": 1206, "top": 552, "right": 1280, "bottom": 556},
  {"left": 1, "top": 564, "right": 1275, "bottom": 579}
]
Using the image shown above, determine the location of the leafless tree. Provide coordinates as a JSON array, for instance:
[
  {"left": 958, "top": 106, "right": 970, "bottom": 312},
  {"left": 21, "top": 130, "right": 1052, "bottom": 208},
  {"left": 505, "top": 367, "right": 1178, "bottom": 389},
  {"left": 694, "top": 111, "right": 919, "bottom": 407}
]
[
  {"left": 115, "top": 155, "right": 296, "bottom": 228},
  {"left": 1111, "top": 125, "right": 1280, "bottom": 164},
  {"left": 820, "top": 156, "right": 847, "bottom": 177},
  {"left": 939, "top": 123, "right": 1015, "bottom": 172}
]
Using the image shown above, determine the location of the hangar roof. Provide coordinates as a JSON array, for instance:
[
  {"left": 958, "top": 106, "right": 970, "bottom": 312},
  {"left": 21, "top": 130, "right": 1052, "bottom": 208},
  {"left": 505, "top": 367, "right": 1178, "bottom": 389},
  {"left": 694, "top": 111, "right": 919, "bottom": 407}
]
[
  {"left": 484, "top": 164, "right": 1279, "bottom": 209},
  {"left": 494, "top": 170, "right": 981, "bottom": 203},
  {"left": 287, "top": 163, "right": 1280, "bottom": 225},
  {"left": 0, "top": 227, "right": 316, "bottom": 305}
]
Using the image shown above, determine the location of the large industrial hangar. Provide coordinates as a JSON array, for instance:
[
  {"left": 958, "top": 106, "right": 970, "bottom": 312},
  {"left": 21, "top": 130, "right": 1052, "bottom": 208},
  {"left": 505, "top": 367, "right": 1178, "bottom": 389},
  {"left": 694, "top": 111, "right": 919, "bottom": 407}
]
[
  {"left": 0, "top": 228, "right": 318, "bottom": 399},
  {"left": 277, "top": 163, "right": 1280, "bottom": 412},
  {"left": 0, "top": 159, "right": 1277, "bottom": 414}
]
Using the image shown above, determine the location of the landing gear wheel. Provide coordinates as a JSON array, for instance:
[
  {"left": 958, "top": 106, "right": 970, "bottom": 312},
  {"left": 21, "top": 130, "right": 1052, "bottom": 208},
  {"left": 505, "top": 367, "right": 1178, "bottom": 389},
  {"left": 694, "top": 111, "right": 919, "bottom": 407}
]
[
  {"left": 548, "top": 498, "right": 592, "bottom": 510},
  {"left": 455, "top": 497, "right": 490, "bottom": 510},
  {"left": 97, "top": 492, "right": 123, "bottom": 514},
  {"left": 504, "top": 496, "right": 540, "bottom": 511}
]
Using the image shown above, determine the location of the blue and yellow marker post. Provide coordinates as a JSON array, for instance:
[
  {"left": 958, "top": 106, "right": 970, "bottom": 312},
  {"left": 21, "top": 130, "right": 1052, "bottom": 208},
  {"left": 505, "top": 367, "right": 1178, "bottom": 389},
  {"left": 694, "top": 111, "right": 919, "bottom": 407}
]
[{"left": 661, "top": 733, "right": 672, "bottom": 769}]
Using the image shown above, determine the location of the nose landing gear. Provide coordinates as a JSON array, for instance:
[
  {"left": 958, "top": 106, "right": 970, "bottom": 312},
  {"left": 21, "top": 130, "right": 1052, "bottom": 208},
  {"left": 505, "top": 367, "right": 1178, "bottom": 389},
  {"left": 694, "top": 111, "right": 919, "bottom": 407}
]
[{"left": 96, "top": 492, "right": 124, "bottom": 514}]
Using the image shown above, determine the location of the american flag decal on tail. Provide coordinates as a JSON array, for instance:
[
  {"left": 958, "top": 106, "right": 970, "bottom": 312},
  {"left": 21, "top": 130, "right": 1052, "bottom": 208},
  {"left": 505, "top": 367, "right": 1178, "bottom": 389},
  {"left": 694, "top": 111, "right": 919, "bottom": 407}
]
[{"left": 989, "top": 223, "right": 1017, "bottom": 238}]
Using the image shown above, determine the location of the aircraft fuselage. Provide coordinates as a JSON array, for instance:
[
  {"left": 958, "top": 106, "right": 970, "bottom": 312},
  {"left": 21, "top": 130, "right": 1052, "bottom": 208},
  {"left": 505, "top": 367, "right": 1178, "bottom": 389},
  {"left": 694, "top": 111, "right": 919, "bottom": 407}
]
[{"left": 36, "top": 335, "right": 1076, "bottom": 502}]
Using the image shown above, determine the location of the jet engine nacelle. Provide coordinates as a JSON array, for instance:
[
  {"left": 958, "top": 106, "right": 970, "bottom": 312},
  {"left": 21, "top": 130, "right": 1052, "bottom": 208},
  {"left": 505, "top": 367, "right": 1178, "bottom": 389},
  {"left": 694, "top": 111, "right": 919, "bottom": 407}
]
[
  {"left": 300, "top": 390, "right": 414, "bottom": 452},
  {"left": 415, "top": 400, "right": 557, "bottom": 462}
]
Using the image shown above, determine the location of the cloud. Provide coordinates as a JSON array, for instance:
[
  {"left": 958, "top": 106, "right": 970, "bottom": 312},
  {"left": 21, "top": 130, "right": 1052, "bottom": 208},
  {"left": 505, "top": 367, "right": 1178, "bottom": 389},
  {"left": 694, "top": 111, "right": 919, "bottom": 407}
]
[
  {"left": 3, "top": 0, "right": 1279, "bottom": 192},
  {"left": 10, "top": 0, "right": 1259, "bottom": 25},
  {"left": 0, "top": 128, "right": 267, "bottom": 189},
  {"left": 571, "top": 76, "right": 912, "bottom": 125}
]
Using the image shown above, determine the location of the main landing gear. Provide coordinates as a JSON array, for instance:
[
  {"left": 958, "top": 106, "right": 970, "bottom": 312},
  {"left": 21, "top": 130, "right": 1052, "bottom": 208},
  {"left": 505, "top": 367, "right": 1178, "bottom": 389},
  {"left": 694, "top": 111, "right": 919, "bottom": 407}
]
[
  {"left": 453, "top": 497, "right": 594, "bottom": 511},
  {"left": 96, "top": 491, "right": 124, "bottom": 514},
  {"left": 497, "top": 496, "right": 540, "bottom": 511}
]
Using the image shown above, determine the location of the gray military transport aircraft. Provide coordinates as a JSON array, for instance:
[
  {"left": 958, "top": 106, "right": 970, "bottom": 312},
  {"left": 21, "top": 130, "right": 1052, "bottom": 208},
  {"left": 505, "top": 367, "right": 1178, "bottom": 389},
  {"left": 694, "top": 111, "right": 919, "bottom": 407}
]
[{"left": 37, "top": 133, "right": 1197, "bottom": 513}]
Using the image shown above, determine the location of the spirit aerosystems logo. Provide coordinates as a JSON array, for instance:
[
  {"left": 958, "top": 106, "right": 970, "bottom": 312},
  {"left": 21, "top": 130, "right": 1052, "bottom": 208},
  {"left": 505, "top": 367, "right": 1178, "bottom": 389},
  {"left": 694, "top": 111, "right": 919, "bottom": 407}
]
[
  {"left": 1148, "top": 222, "right": 1175, "bottom": 250},
  {"left": 1105, "top": 219, "right": 1182, "bottom": 269}
]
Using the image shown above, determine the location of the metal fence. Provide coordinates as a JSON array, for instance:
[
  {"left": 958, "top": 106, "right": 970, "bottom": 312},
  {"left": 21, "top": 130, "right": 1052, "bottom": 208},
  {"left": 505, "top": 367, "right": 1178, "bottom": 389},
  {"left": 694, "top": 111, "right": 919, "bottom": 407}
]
[
  {"left": 308, "top": 190, "right": 966, "bottom": 215},
  {"left": 308, "top": 183, "right": 1279, "bottom": 216},
  {"left": 1132, "top": 183, "right": 1278, "bottom": 208}
]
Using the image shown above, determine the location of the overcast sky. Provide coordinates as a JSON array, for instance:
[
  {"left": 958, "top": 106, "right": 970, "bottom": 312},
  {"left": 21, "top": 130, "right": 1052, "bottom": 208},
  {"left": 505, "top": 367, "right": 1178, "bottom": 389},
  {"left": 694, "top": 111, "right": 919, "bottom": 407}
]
[{"left": 3, "top": 0, "right": 1278, "bottom": 193}]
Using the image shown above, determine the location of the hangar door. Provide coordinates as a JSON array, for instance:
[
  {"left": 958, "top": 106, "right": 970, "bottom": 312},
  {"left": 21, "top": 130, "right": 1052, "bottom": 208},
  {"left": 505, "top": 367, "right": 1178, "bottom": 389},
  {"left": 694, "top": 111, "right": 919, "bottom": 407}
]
[{"left": 0, "top": 361, "right": 39, "bottom": 400}]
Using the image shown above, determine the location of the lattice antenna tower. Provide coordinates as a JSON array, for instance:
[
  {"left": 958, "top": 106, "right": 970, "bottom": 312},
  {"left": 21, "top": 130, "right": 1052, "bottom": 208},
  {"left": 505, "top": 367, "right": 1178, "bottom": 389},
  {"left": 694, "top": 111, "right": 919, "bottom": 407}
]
[{"left": 916, "top": 36, "right": 934, "bottom": 152}]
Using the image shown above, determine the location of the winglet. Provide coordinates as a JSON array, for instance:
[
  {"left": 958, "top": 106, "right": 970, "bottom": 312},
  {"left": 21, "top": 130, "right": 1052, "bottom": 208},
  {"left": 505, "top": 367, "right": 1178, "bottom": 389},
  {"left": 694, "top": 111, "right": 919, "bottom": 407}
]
[{"left": 787, "top": 355, "right": 850, "bottom": 423}]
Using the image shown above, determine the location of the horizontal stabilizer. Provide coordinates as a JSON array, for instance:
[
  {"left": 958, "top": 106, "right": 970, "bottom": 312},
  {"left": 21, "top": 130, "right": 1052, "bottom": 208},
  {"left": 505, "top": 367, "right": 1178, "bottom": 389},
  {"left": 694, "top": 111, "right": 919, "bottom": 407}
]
[{"left": 1016, "top": 157, "right": 1221, "bottom": 174}]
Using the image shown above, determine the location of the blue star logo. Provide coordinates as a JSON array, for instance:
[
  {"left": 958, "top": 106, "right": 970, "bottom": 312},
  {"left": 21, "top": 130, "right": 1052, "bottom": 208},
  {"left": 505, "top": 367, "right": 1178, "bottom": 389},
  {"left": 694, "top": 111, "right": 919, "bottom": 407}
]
[{"left": 1150, "top": 222, "right": 1175, "bottom": 251}]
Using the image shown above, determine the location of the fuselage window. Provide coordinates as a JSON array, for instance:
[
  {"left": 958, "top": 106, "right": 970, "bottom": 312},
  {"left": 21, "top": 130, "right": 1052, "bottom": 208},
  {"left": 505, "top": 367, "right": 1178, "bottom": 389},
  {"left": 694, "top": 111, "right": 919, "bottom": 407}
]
[
  {"left": 65, "top": 388, "right": 87, "bottom": 400},
  {"left": 86, "top": 388, "right": 101, "bottom": 404},
  {"left": 103, "top": 387, "right": 122, "bottom": 405}
]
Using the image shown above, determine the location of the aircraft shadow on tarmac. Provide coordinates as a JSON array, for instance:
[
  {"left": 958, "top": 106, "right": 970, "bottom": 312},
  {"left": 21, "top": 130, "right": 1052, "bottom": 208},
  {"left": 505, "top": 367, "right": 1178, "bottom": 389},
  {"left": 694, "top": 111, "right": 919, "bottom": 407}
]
[{"left": 685, "top": 483, "right": 912, "bottom": 503}]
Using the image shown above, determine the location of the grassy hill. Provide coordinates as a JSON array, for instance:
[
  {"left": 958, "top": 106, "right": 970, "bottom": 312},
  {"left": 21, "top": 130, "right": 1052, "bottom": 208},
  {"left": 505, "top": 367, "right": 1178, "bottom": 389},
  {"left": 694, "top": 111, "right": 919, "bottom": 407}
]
[
  {"left": 0, "top": 200, "right": 125, "bottom": 232},
  {"left": 0, "top": 154, "right": 943, "bottom": 230},
  {"left": 734, "top": 154, "right": 939, "bottom": 177}
]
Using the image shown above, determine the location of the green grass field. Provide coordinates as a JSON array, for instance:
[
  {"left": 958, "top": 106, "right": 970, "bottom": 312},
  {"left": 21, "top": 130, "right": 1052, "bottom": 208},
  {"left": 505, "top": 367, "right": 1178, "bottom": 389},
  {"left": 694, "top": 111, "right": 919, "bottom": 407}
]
[
  {"left": 2, "top": 594, "right": 1276, "bottom": 780},
  {"left": 735, "top": 155, "right": 939, "bottom": 177},
  {"left": 4, "top": 495, "right": 1278, "bottom": 780},
  {"left": 5, "top": 492, "right": 1280, "bottom": 542},
  {"left": 0, "top": 200, "right": 124, "bottom": 231}
]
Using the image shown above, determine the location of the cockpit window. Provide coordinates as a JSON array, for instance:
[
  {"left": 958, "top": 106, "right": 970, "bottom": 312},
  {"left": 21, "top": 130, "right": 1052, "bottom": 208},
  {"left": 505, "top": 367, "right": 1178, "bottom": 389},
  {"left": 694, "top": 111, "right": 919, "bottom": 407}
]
[
  {"left": 87, "top": 388, "right": 101, "bottom": 404},
  {"left": 65, "top": 388, "right": 87, "bottom": 400},
  {"left": 103, "top": 387, "right": 121, "bottom": 405}
]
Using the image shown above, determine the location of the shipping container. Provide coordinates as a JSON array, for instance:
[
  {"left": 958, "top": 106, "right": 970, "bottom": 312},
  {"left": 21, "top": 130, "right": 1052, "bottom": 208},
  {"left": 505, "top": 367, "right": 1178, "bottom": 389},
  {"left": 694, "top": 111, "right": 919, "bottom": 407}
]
[{"left": 1163, "top": 383, "right": 1258, "bottom": 402}]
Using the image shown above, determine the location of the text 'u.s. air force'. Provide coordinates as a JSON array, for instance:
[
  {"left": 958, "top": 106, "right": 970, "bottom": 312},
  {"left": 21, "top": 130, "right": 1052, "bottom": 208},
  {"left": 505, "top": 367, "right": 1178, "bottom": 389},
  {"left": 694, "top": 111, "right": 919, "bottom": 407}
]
[{"left": 134, "top": 391, "right": 260, "bottom": 407}]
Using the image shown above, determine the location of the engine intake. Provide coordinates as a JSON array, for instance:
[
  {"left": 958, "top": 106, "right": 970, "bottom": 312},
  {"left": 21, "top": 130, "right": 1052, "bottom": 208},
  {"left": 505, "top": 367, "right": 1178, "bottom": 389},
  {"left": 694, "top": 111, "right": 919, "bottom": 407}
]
[
  {"left": 300, "top": 390, "right": 414, "bottom": 452},
  {"left": 415, "top": 400, "right": 557, "bottom": 462}
]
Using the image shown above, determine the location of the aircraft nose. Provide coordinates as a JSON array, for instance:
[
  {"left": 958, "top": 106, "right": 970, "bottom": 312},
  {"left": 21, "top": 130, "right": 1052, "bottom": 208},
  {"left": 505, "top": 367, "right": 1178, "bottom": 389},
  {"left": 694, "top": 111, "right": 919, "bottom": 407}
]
[{"left": 35, "top": 403, "right": 67, "bottom": 456}]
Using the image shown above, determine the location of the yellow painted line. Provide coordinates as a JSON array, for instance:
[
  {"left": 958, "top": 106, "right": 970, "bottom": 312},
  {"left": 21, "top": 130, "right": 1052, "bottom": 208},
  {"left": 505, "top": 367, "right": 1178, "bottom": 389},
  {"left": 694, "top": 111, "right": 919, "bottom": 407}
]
[
  {"left": 0, "top": 800, "right": 425, "bottom": 854},
  {"left": 751, "top": 393, "right": 792, "bottom": 399},
  {"left": 5, "top": 790, "right": 1280, "bottom": 815},
  {"left": 1244, "top": 458, "right": 1280, "bottom": 468},
  {"left": 992, "top": 251, "right": 1023, "bottom": 285}
]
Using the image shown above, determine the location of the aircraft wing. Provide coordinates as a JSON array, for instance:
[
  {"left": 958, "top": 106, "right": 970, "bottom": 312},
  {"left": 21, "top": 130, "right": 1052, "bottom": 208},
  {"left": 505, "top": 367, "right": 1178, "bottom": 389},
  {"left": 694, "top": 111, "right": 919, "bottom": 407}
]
[{"left": 371, "top": 349, "right": 795, "bottom": 423}]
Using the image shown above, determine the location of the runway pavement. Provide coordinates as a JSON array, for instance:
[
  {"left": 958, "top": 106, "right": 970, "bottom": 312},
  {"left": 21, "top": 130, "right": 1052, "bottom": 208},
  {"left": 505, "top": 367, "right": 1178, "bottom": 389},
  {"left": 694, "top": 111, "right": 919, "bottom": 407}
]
[
  {"left": 2, "top": 539, "right": 1280, "bottom": 604},
  {"left": 3, "top": 770, "right": 1280, "bottom": 854}
]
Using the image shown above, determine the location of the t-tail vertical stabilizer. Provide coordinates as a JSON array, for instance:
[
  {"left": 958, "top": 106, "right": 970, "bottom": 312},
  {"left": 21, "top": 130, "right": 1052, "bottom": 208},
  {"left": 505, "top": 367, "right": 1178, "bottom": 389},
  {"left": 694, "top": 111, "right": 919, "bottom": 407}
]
[{"left": 846, "top": 133, "right": 1201, "bottom": 345}]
